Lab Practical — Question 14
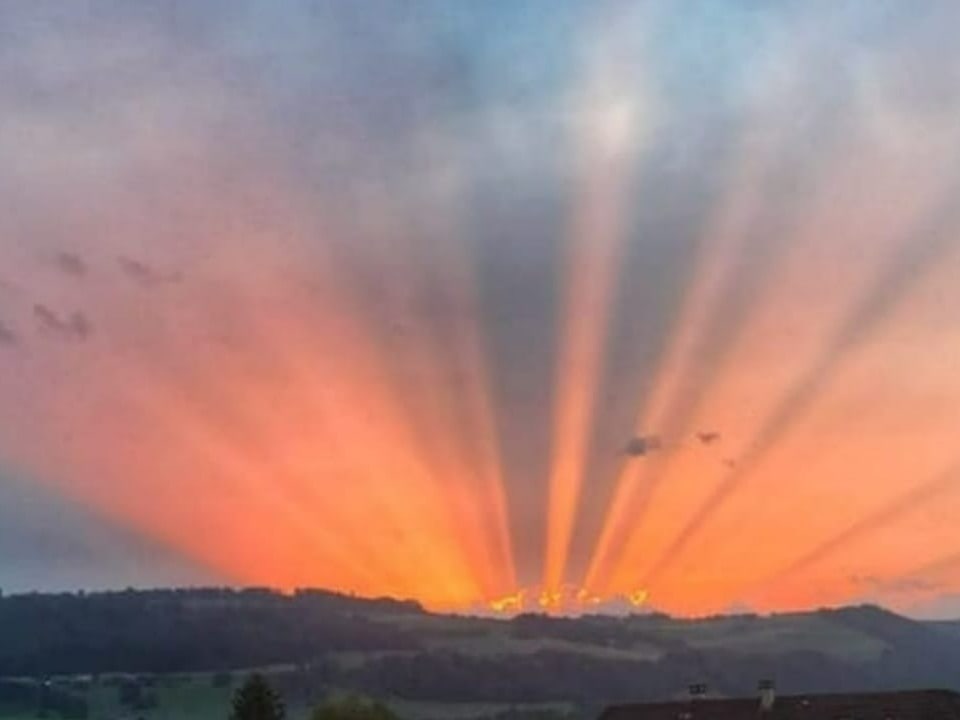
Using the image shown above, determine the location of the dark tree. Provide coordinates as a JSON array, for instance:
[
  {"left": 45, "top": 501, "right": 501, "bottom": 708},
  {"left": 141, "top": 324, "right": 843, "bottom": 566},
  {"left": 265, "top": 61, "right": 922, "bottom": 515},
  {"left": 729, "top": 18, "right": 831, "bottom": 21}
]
[{"left": 230, "top": 674, "right": 285, "bottom": 720}]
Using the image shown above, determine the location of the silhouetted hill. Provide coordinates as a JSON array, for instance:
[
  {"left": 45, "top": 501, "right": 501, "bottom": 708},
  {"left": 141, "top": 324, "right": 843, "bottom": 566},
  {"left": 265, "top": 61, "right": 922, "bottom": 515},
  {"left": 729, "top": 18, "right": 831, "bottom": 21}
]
[
  {"left": 0, "top": 587, "right": 422, "bottom": 675},
  {"left": 2, "top": 589, "right": 959, "bottom": 710}
]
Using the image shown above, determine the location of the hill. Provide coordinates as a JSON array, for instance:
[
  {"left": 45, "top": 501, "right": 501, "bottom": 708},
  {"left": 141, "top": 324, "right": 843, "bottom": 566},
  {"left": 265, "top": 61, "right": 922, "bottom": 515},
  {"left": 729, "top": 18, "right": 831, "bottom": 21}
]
[{"left": 2, "top": 589, "right": 960, "bottom": 719}]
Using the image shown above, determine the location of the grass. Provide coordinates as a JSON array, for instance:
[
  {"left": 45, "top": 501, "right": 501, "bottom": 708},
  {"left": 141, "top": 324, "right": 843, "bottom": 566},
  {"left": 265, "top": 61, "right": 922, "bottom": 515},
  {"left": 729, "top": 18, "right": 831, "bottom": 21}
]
[
  {"left": 0, "top": 677, "right": 236, "bottom": 720},
  {"left": 0, "top": 678, "right": 578, "bottom": 720}
]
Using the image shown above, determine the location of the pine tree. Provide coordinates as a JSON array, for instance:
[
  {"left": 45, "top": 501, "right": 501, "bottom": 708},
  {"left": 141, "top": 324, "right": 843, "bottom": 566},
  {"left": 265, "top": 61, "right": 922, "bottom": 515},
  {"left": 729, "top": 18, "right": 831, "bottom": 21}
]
[{"left": 229, "top": 674, "right": 285, "bottom": 720}]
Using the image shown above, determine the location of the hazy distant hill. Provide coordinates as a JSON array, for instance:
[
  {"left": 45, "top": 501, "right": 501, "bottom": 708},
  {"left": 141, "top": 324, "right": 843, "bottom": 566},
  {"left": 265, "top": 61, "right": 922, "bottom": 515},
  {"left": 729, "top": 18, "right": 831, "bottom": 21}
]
[{"left": 2, "top": 588, "right": 960, "bottom": 715}]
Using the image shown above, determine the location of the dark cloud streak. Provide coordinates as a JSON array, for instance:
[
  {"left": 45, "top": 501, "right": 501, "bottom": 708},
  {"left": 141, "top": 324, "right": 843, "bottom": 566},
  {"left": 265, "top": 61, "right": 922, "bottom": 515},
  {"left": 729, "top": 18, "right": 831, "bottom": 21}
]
[
  {"left": 118, "top": 256, "right": 183, "bottom": 287},
  {"left": 53, "top": 251, "right": 88, "bottom": 278},
  {"left": 0, "top": 320, "right": 17, "bottom": 346},
  {"left": 32, "top": 304, "right": 93, "bottom": 342},
  {"left": 623, "top": 435, "right": 663, "bottom": 458}
]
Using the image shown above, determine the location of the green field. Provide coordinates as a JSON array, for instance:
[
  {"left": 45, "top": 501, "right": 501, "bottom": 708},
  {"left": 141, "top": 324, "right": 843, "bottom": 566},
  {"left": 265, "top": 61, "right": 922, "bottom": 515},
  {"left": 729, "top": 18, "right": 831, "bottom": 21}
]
[
  {"left": 1, "top": 676, "right": 237, "bottom": 720},
  {"left": 0, "top": 674, "right": 577, "bottom": 720}
]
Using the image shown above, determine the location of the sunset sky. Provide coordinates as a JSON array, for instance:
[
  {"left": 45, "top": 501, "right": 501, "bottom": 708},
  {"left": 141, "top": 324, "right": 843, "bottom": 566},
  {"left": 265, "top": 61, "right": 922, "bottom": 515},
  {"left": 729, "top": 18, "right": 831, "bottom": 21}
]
[{"left": 2, "top": 0, "right": 960, "bottom": 618}]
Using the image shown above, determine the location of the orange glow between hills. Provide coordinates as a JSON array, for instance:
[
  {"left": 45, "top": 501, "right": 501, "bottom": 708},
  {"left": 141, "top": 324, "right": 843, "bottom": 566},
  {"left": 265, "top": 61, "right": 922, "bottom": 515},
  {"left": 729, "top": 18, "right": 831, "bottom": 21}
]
[
  {"left": 489, "top": 589, "right": 527, "bottom": 614},
  {"left": 482, "top": 585, "right": 650, "bottom": 614}
]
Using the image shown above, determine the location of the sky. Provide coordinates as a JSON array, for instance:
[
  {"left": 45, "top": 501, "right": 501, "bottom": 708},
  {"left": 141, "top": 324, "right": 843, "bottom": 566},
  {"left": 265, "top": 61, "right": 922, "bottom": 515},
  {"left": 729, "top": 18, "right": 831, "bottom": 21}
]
[{"left": 1, "top": 0, "right": 960, "bottom": 618}]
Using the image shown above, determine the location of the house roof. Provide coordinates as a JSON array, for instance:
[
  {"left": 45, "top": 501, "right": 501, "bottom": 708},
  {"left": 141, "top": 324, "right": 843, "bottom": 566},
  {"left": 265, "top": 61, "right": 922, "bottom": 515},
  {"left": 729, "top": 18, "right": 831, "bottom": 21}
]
[{"left": 599, "top": 690, "right": 960, "bottom": 720}]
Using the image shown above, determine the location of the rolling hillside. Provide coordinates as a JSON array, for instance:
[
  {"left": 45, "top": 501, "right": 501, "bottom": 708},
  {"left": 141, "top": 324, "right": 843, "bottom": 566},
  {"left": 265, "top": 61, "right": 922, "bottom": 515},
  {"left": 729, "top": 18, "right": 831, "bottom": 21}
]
[{"left": 2, "top": 589, "right": 959, "bottom": 719}]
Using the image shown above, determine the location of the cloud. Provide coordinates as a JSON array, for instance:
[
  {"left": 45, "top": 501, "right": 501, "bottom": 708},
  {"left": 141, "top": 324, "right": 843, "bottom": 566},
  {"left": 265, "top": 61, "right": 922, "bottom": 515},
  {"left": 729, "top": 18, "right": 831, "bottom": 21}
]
[
  {"left": 117, "top": 256, "right": 182, "bottom": 288},
  {"left": 32, "top": 304, "right": 93, "bottom": 342},
  {"left": 53, "top": 251, "right": 87, "bottom": 277},
  {"left": 624, "top": 435, "right": 662, "bottom": 457},
  {"left": 849, "top": 573, "right": 942, "bottom": 595},
  {"left": 0, "top": 320, "right": 16, "bottom": 346}
]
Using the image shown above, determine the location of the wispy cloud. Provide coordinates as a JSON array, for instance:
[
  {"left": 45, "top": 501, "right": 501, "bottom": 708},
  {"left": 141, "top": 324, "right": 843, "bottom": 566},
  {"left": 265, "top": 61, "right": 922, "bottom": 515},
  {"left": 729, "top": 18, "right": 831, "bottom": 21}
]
[
  {"left": 53, "top": 251, "right": 88, "bottom": 278},
  {"left": 32, "top": 304, "right": 93, "bottom": 342},
  {"left": 850, "top": 573, "right": 943, "bottom": 595},
  {"left": 117, "top": 257, "right": 182, "bottom": 288},
  {"left": 0, "top": 321, "right": 17, "bottom": 347}
]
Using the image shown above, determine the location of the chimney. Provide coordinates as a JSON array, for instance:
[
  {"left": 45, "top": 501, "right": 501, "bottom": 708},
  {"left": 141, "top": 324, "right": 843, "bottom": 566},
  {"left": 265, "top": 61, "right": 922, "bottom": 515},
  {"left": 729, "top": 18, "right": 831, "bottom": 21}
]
[{"left": 758, "top": 679, "right": 776, "bottom": 712}]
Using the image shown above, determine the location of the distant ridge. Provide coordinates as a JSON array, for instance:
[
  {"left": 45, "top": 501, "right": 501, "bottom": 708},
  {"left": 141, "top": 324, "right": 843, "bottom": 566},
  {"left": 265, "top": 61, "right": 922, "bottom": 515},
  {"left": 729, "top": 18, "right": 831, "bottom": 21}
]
[{"left": 3, "top": 589, "right": 960, "bottom": 708}]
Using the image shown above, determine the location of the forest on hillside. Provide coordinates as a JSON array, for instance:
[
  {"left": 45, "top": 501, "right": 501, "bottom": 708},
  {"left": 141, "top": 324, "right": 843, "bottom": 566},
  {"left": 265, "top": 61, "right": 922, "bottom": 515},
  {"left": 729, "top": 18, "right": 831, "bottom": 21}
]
[{"left": 3, "top": 588, "right": 960, "bottom": 717}]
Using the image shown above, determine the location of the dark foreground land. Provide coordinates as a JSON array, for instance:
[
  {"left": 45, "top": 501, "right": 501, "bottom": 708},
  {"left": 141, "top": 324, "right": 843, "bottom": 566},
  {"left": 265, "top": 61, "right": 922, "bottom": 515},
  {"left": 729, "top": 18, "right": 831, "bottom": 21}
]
[{"left": 2, "top": 588, "right": 960, "bottom": 720}]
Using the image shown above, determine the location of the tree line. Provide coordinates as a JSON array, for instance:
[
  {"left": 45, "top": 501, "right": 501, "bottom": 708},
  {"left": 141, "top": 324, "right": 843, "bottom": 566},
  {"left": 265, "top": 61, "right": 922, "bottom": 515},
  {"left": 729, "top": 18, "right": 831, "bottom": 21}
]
[
  {"left": 0, "top": 588, "right": 420, "bottom": 676},
  {"left": 231, "top": 673, "right": 399, "bottom": 720}
]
